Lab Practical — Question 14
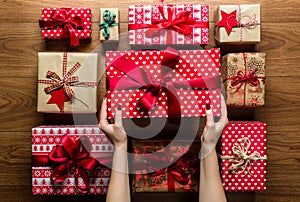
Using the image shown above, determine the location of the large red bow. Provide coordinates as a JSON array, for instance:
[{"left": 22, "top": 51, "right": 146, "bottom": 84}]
[
  {"left": 107, "top": 47, "right": 220, "bottom": 121},
  {"left": 228, "top": 68, "right": 262, "bottom": 90},
  {"left": 39, "top": 8, "right": 84, "bottom": 46},
  {"left": 128, "top": 0, "right": 208, "bottom": 43},
  {"left": 32, "top": 135, "right": 98, "bottom": 193}
]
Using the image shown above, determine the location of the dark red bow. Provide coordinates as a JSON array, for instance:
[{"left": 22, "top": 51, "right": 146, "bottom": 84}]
[
  {"left": 128, "top": 0, "right": 208, "bottom": 43},
  {"left": 32, "top": 135, "right": 98, "bottom": 193},
  {"left": 228, "top": 68, "right": 262, "bottom": 90},
  {"left": 39, "top": 8, "right": 84, "bottom": 46},
  {"left": 107, "top": 47, "right": 220, "bottom": 121}
]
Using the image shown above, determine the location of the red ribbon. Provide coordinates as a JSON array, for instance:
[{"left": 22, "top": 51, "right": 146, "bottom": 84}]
[
  {"left": 39, "top": 8, "right": 84, "bottom": 46},
  {"left": 128, "top": 0, "right": 208, "bottom": 43},
  {"left": 32, "top": 135, "right": 98, "bottom": 193},
  {"left": 107, "top": 47, "right": 220, "bottom": 120}
]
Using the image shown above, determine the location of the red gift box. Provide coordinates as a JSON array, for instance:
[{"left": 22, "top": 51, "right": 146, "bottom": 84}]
[
  {"left": 32, "top": 125, "right": 113, "bottom": 195},
  {"left": 39, "top": 8, "right": 92, "bottom": 46},
  {"left": 132, "top": 140, "right": 200, "bottom": 192},
  {"left": 220, "top": 121, "right": 267, "bottom": 191},
  {"left": 128, "top": 0, "right": 209, "bottom": 45},
  {"left": 106, "top": 48, "right": 221, "bottom": 119}
]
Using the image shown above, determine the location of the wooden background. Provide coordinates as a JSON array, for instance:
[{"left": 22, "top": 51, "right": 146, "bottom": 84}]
[{"left": 0, "top": 0, "right": 299, "bottom": 201}]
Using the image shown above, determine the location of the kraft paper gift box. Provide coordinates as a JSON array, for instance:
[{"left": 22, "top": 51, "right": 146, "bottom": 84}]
[
  {"left": 37, "top": 52, "right": 98, "bottom": 113},
  {"left": 131, "top": 140, "right": 200, "bottom": 192},
  {"left": 215, "top": 4, "right": 261, "bottom": 44},
  {"left": 220, "top": 121, "right": 267, "bottom": 191},
  {"left": 32, "top": 125, "right": 113, "bottom": 195},
  {"left": 221, "top": 52, "right": 266, "bottom": 107},
  {"left": 106, "top": 47, "right": 221, "bottom": 119},
  {"left": 99, "top": 8, "right": 119, "bottom": 41},
  {"left": 128, "top": 0, "right": 209, "bottom": 45},
  {"left": 39, "top": 8, "right": 92, "bottom": 46}
]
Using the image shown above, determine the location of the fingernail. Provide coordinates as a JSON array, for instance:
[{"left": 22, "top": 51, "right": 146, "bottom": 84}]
[
  {"left": 104, "top": 93, "right": 107, "bottom": 98},
  {"left": 117, "top": 104, "right": 122, "bottom": 110},
  {"left": 206, "top": 104, "right": 211, "bottom": 110}
]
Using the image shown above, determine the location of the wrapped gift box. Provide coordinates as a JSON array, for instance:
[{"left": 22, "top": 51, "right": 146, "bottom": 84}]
[
  {"left": 99, "top": 8, "right": 119, "bottom": 41},
  {"left": 39, "top": 8, "right": 92, "bottom": 46},
  {"left": 128, "top": 1, "right": 209, "bottom": 45},
  {"left": 32, "top": 125, "right": 113, "bottom": 195},
  {"left": 220, "top": 121, "right": 267, "bottom": 191},
  {"left": 215, "top": 4, "right": 261, "bottom": 44},
  {"left": 37, "top": 52, "right": 98, "bottom": 113},
  {"left": 221, "top": 52, "right": 266, "bottom": 107},
  {"left": 132, "top": 140, "right": 199, "bottom": 192},
  {"left": 106, "top": 48, "right": 221, "bottom": 119}
]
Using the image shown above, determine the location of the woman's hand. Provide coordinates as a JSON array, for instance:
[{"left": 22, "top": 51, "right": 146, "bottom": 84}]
[
  {"left": 200, "top": 95, "right": 228, "bottom": 159},
  {"left": 99, "top": 98, "right": 127, "bottom": 151}
]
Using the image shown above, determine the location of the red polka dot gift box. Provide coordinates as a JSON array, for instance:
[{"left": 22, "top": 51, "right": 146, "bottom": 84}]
[
  {"left": 32, "top": 125, "right": 113, "bottom": 195},
  {"left": 128, "top": 0, "right": 209, "bottom": 45},
  {"left": 39, "top": 8, "right": 92, "bottom": 46},
  {"left": 106, "top": 47, "right": 221, "bottom": 119},
  {"left": 220, "top": 121, "right": 267, "bottom": 192}
]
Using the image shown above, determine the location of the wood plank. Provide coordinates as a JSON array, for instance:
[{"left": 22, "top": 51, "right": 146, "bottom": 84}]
[{"left": 0, "top": 0, "right": 299, "bottom": 23}]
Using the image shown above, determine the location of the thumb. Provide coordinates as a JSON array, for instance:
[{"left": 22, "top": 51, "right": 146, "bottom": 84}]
[{"left": 114, "top": 104, "right": 124, "bottom": 129}]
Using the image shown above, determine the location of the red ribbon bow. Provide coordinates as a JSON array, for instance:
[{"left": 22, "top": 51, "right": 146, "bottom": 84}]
[
  {"left": 39, "top": 8, "right": 84, "bottom": 46},
  {"left": 107, "top": 47, "right": 220, "bottom": 121},
  {"left": 229, "top": 68, "right": 261, "bottom": 90},
  {"left": 33, "top": 135, "right": 98, "bottom": 193},
  {"left": 129, "top": 0, "right": 208, "bottom": 43}
]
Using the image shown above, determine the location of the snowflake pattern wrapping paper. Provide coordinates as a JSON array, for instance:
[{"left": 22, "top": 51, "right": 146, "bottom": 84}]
[
  {"left": 222, "top": 52, "right": 266, "bottom": 108},
  {"left": 128, "top": 3, "right": 209, "bottom": 45},
  {"left": 220, "top": 121, "right": 267, "bottom": 192},
  {"left": 32, "top": 125, "right": 113, "bottom": 195},
  {"left": 106, "top": 48, "right": 221, "bottom": 119},
  {"left": 39, "top": 8, "right": 92, "bottom": 46}
]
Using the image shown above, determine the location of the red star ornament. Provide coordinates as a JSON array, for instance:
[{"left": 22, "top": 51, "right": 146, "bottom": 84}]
[
  {"left": 47, "top": 87, "right": 70, "bottom": 112},
  {"left": 216, "top": 10, "right": 239, "bottom": 35}
]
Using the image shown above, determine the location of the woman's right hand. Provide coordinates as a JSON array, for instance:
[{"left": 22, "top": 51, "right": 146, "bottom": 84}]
[{"left": 99, "top": 98, "right": 127, "bottom": 151}]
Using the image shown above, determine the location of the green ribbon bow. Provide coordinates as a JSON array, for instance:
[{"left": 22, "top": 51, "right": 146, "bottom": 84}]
[{"left": 99, "top": 10, "right": 118, "bottom": 40}]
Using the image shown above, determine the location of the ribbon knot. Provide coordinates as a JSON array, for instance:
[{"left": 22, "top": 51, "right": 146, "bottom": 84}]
[
  {"left": 39, "top": 8, "right": 84, "bottom": 46},
  {"left": 228, "top": 68, "right": 261, "bottom": 90},
  {"left": 220, "top": 137, "right": 267, "bottom": 177},
  {"left": 99, "top": 10, "right": 119, "bottom": 40}
]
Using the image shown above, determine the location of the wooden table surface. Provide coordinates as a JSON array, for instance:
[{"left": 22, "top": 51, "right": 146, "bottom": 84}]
[{"left": 0, "top": 0, "right": 299, "bottom": 201}]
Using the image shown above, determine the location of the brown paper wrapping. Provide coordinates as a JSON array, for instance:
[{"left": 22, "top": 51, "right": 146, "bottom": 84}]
[
  {"left": 100, "top": 8, "right": 119, "bottom": 41},
  {"left": 221, "top": 53, "right": 266, "bottom": 107},
  {"left": 215, "top": 4, "right": 261, "bottom": 44},
  {"left": 37, "top": 52, "right": 98, "bottom": 113}
]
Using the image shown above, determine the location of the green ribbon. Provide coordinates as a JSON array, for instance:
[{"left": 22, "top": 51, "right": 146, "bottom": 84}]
[{"left": 99, "top": 10, "right": 118, "bottom": 40}]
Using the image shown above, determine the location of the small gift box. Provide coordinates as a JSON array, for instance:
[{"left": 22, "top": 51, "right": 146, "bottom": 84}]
[
  {"left": 221, "top": 52, "right": 266, "bottom": 107},
  {"left": 39, "top": 8, "right": 92, "bottom": 46},
  {"left": 32, "top": 125, "right": 113, "bottom": 195},
  {"left": 220, "top": 121, "right": 267, "bottom": 191},
  {"left": 215, "top": 4, "right": 261, "bottom": 44},
  {"left": 99, "top": 8, "right": 119, "bottom": 41},
  {"left": 132, "top": 140, "right": 199, "bottom": 192},
  {"left": 37, "top": 52, "right": 98, "bottom": 113},
  {"left": 128, "top": 0, "right": 209, "bottom": 45},
  {"left": 106, "top": 47, "right": 221, "bottom": 119}
]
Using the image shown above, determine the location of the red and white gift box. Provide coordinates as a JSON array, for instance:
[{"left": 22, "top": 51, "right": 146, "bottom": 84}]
[
  {"left": 128, "top": 2, "right": 209, "bottom": 45},
  {"left": 39, "top": 8, "right": 91, "bottom": 46},
  {"left": 220, "top": 121, "right": 267, "bottom": 191},
  {"left": 106, "top": 48, "right": 221, "bottom": 119},
  {"left": 32, "top": 125, "right": 113, "bottom": 195}
]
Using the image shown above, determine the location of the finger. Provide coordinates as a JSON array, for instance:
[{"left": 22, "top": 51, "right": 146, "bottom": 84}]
[
  {"left": 205, "top": 104, "right": 214, "bottom": 127},
  {"left": 100, "top": 98, "right": 108, "bottom": 123},
  {"left": 114, "top": 104, "right": 123, "bottom": 129},
  {"left": 219, "top": 94, "right": 228, "bottom": 123}
]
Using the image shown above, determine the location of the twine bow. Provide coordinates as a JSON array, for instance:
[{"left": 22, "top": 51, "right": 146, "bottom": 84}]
[
  {"left": 220, "top": 137, "right": 267, "bottom": 177},
  {"left": 227, "top": 68, "right": 262, "bottom": 91},
  {"left": 99, "top": 10, "right": 119, "bottom": 40},
  {"left": 39, "top": 8, "right": 84, "bottom": 46}
]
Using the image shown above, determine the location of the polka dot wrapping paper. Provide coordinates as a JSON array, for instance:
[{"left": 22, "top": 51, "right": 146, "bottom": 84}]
[
  {"left": 31, "top": 125, "right": 113, "bottom": 195},
  {"left": 220, "top": 121, "right": 267, "bottom": 192},
  {"left": 105, "top": 48, "right": 221, "bottom": 119}
]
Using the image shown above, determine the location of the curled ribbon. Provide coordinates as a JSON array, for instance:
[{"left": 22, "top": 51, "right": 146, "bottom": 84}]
[
  {"left": 107, "top": 47, "right": 220, "bottom": 121},
  {"left": 219, "top": 137, "right": 267, "bottom": 177},
  {"left": 32, "top": 135, "right": 98, "bottom": 193},
  {"left": 99, "top": 10, "right": 119, "bottom": 40},
  {"left": 128, "top": 0, "right": 208, "bottom": 43},
  {"left": 39, "top": 8, "right": 84, "bottom": 46}
]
